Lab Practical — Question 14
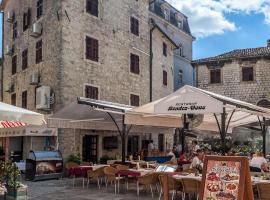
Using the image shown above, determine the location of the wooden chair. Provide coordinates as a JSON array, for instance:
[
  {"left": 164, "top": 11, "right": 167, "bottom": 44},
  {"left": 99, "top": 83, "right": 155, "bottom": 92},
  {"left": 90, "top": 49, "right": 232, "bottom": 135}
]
[
  {"left": 158, "top": 175, "right": 182, "bottom": 200},
  {"left": 256, "top": 183, "right": 270, "bottom": 200},
  {"left": 86, "top": 167, "right": 106, "bottom": 189},
  {"left": 137, "top": 173, "right": 159, "bottom": 198},
  {"left": 181, "top": 178, "right": 201, "bottom": 200},
  {"left": 103, "top": 167, "right": 123, "bottom": 195}
]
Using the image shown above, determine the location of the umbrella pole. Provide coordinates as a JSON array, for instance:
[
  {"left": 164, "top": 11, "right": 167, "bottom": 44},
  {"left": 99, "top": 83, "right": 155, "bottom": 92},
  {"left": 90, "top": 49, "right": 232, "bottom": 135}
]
[
  {"left": 221, "top": 105, "right": 226, "bottom": 155},
  {"left": 181, "top": 114, "right": 188, "bottom": 153},
  {"left": 263, "top": 117, "right": 266, "bottom": 157},
  {"left": 121, "top": 118, "right": 127, "bottom": 164}
]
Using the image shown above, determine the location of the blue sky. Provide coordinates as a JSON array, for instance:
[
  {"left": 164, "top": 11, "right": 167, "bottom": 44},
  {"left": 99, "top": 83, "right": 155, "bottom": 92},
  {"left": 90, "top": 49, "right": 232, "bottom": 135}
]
[{"left": 193, "top": 12, "right": 270, "bottom": 59}]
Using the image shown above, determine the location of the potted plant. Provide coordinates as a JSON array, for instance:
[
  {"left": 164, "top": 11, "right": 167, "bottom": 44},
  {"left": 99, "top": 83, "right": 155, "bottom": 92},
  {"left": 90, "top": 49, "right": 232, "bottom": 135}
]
[
  {"left": 66, "top": 154, "right": 81, "bottom": 165},
  {"left": 1, "top": 162, "right": 27, "bottom": 200}
]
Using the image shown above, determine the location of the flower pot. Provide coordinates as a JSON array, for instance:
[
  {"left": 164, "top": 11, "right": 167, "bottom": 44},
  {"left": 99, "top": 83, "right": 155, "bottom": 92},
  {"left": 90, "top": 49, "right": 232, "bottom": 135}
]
[{"left": 6, "top": 185, "right": 27, "bottom": 200}]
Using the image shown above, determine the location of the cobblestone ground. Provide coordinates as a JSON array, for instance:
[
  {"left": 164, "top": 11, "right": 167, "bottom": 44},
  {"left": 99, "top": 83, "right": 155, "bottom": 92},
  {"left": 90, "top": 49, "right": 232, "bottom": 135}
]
[{"left": 24, "top": 178, "right": 160, "bottom": 200}]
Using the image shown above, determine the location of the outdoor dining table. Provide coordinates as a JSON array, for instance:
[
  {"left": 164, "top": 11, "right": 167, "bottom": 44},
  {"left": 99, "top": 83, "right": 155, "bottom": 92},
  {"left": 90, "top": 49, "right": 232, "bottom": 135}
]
[
  {"left": 68, "top": 165, "right": 93, "bottom": 188},
  {"left": 171, "top": 173, "right": 202, "bottom": 181}
]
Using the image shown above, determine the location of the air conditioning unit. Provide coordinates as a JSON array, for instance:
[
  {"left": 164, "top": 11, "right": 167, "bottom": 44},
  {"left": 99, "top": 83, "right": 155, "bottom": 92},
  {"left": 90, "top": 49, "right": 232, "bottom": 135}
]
[
  {"left": 36, "top": 86, "right": 51, "bottom": 110},
  {"left": 30, "top": 73, "right": 40, "bottom": 85},
  {"left": 5, "top": 45, "right": 14, "bottom": 56},
  {"left": 5, "top": 83, "right": 14, "bottom": 93},
  {"left": 6, "top": 11, "right": 14, "bottom": 23},
  {"left": 30, "top": 22, "right": 42, "bottom": 37}
]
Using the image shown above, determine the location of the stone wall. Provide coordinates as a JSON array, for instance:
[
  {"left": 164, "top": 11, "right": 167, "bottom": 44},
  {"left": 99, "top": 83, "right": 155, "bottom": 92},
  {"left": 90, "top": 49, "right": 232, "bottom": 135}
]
[
  {"left": 196, "top": 58, "right": 270, "bottom": 104},
  {"left": 152, "top": 28, "right": 174, "bottom": 101},
  {"left": 60, "top": 0, "right": 150, "bottom": 107},
  {"left": 3, "top": 0, "right": 63, "bottom": 112},
  {"left": 149, "top": 8, "right": 194, "bottom": 90}
]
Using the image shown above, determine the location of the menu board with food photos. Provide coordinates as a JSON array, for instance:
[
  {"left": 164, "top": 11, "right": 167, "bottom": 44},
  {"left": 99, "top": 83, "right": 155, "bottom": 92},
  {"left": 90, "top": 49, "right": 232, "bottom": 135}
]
[{"left": 200, "top": 156, "right": 254, "bottom": 200}]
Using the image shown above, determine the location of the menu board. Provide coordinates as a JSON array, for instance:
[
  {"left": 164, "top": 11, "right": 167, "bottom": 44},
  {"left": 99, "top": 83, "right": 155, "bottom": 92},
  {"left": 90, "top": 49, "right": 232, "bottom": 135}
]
[{"left": 200, "top": 156, "right": 253, "bottom": 200}]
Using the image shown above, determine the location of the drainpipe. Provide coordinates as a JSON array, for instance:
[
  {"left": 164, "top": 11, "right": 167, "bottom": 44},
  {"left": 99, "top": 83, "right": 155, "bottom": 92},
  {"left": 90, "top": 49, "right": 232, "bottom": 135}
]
[
  {"left": 149, "top": 20, "right": 156, "bottom": 102},
  {"left": 1, "top": 11, "right": 4, "bottom": 101}
]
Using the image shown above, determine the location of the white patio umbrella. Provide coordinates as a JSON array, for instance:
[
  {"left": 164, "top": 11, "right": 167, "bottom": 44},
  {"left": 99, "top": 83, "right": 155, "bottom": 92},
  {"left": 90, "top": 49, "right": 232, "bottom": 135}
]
[{"left": 0, "top": 102, "right": 45, "bottom": 126}]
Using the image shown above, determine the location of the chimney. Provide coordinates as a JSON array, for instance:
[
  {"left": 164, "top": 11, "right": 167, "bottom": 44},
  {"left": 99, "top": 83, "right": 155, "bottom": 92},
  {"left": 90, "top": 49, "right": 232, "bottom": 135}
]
[{"left": 267, "top": 39, "right": 270, "bottom": 47}]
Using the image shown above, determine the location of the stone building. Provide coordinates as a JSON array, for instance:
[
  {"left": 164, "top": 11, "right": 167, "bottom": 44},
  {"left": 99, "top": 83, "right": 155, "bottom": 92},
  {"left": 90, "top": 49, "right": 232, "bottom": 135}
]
[
  {"left": 149, "top": 0, "right": 195, "bottom": 90},
  {"left": 0, "top": 0, "right": 180, "bottom": 162},
  {"left": 193, "top": 40, "right": 270, "bottom": 105}
]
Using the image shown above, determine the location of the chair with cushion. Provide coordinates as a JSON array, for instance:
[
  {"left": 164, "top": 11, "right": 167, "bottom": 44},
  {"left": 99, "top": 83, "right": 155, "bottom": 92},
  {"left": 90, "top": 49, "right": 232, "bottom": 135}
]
[
  {"left": 86, "top": 166, "right": 106, "bottom": 189},
  {"left": 181, "top": 178, "right": 201, "bottom": 200},
  {"left": 137, "top": 173, "right": 159, "bottom": 198},
  {"left": 103, "top": 167, "right": 124, "bottom": 194},
  {"left": 257, "top": 183, "right": 270, "bottom": 200}
]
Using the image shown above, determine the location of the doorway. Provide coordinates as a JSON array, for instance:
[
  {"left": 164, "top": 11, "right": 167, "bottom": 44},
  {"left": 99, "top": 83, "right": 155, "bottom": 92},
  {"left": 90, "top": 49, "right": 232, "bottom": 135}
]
[
  {"left": 128, "top": 136, "right": 139, "bottom": 156},
  {"left": 82, "top": 135, "right": 98, "bottom": 163}
]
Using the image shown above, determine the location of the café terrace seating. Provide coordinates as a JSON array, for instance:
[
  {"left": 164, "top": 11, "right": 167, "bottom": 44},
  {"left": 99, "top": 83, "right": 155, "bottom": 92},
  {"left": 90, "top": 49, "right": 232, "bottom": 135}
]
[
  {"left": 103, "top": 166, "right": 124, "bottom": 195},
  {"left": 86, "top": 166, "right": 106, "bottom": 189},
  {"left": 136, "top": 173, "right": 159, "bottom": 198}
]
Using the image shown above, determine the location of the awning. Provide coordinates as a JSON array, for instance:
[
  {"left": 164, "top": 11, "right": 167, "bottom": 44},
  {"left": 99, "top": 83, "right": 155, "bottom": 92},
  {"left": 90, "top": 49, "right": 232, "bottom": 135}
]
[
  {"left": 0, "top": 102, "right": 45, "bottom": 125},
  {"left": 0, "top": 125, "right": 57, "bottom": 138},
  {"left": 125, "top": 85, "right": 270, "bottom": 130},
  {"left": 47, "top": 98, "right": 174, "bottom": 133}
]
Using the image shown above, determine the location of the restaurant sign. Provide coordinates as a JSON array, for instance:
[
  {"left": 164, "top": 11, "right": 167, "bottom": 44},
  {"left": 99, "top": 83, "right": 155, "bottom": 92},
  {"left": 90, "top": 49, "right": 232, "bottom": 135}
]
[
  {"left": 25, "top": 127, "right": 58, "bottom": 136},
  {"left": 154, "top": 90, "right": 223, "bottom": 114},
  {"left": 200, "top": 156, "right": 254, "bottom": 200}
]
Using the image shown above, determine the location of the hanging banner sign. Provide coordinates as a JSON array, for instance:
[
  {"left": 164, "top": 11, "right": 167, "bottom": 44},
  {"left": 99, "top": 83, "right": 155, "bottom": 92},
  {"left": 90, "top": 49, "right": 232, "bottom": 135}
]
[
  {"left": 200, "top": 156, "right": 254, "bottom": 200},
  {"left": 154, "top": 90, "right": 223, "bottom": 114}
]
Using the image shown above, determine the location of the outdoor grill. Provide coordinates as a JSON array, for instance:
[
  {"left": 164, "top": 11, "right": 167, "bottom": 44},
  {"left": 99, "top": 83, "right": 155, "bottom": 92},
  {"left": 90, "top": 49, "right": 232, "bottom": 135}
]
[{"left": 25, "top": 150, "right": 63, "bottom": 181}]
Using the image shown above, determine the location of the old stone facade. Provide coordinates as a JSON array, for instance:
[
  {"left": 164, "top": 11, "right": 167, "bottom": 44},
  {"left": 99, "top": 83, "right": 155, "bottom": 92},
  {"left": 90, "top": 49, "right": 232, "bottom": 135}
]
[
  {"left": 193, "top": 41, "right": 270, "bottom": 104},
  {"left": 151, "top": 26, "right": 175, "bottom": 101},
  {"left": 149, "top": 0, "right": 195, "bottom": 90},
  {"left": 1, "top": 0, "right": 184, "bottom": 161}
]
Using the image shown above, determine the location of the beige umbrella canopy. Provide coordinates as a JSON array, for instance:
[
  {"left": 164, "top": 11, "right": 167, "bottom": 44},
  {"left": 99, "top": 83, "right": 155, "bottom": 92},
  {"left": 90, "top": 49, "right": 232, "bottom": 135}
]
[
  {"left": 0, "top": 101, "right": 45, "bottom": 126},
  {"left": 125, "top": 85, "right": 270, "bottom": 153},
  {"left": 125, "top": 85, "right": 270, "bottom": 129}
]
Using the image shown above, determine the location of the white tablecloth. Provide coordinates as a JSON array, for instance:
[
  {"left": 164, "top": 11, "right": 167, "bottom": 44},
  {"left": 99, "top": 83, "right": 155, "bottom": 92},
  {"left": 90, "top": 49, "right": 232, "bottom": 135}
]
[{"left": 15, "top": 162, "right": 26, "bottom": 171}]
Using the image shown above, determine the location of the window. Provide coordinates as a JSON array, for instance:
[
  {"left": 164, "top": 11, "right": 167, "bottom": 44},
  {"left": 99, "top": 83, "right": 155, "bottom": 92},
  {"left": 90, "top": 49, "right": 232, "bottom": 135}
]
[
  {"left": 163, "top": 42, "right": 167, "bottom": 57},
  {"left": 37, "top": 0, "right": 43, "bottom": 19},
  {"left": 179, "top": 44, "right": 183, "bottom": 56},
  {"left": 85, "top": 36, "right": 99, "bottom": 62},
  {"left": 242, "top": 67, "right": 254, "bottom": 82},
  {"left": 130, "top": 53, "right": 140, "bottom": 74},
  {"left": 163, "top": 9, "right": 169, "bottom": 20},
  {"left": 85, "top": 85, "right": 99, "bottom": 100},
  {"left": 36, "top": 40, "right": 42, "bottom": 63},
  {"left": 12, "top": 55, "right": 17, "bottom": 75},
  {"left": 22, "top": 91, "right": 27, "bottom": 108},
  {"left": 178, "top": 69, "right": 183, "bottom": 85},
  {"left": 22, "top": 49, "right": 28, "bottom": 70},
  {"left": 23, "top": 9, "right": 31, "bottom": 31},
  {"left": 13, "top": 21, "right": 17, "bottom": 40},
  {"left": 158, "top": 134, "right": 164, "bottom": 152},
  {"left": 130, "top": 94, "right": 140, "bottom": 106},
  {"left": 86, "top": 0, "right": 98, "bottom": 17},
  {"left": 163, "top": 70, "right": 167, "bottom": 86},
  {"left": 130, "top": 17, "right": 139, "bottom": 36},
  {"left": 11, "top": 93, "right": 16, "bottom": 106},
  {"left": 210, "top": 69, "right": 221, "bottom": 84}
]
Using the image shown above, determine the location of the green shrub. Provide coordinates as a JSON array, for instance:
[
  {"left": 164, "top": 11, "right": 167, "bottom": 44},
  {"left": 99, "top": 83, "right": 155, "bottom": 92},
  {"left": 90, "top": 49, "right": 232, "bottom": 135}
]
[{"left": 67, "top": 154, "right": 81, "bottom": 165}]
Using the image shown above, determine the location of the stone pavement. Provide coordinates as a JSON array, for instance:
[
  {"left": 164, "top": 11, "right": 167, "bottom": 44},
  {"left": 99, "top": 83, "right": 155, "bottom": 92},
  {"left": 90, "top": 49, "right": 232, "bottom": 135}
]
[{"left": 24, "top": 178, "right": 159, "bottom": 200}]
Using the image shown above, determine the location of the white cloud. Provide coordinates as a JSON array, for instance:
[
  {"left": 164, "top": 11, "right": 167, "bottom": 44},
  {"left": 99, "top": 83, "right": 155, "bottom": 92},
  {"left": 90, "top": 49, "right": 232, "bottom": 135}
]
[{"left": 167, "top": 0, "right": 270, "bottom": 38}]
